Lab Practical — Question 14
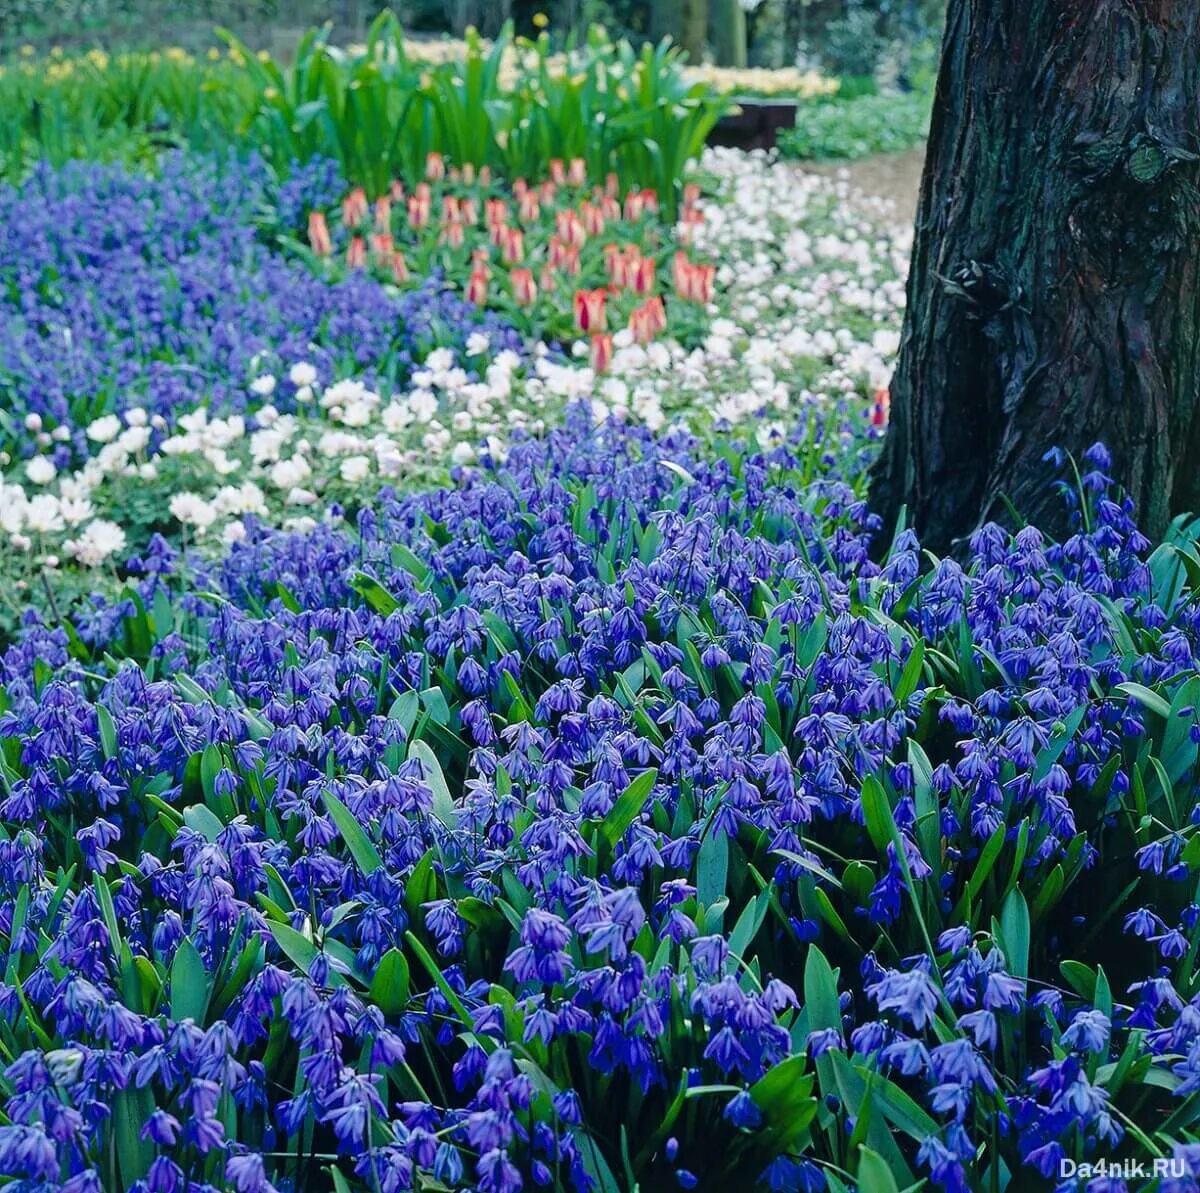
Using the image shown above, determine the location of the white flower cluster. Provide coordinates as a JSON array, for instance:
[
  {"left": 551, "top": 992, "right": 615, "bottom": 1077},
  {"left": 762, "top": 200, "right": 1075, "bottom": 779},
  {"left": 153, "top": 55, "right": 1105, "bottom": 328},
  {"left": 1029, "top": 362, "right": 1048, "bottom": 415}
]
[
  {"left": 0, "top": 147, "right": 909, "bottom": 586},
  {"left": 0, "top": 407, "right": 163, "bottom": 567}
]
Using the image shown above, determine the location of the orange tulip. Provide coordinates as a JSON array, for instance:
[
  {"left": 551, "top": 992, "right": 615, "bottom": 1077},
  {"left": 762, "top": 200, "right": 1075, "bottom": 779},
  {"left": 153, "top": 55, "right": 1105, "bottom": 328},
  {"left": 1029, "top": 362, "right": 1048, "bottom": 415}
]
[
  {"left": 346, "top": 236, "right": 367, "bottom": 269},
  {"left": 342, "top": 186, "right": 368, "bottom": 227},
  {"left": 408, "top": 186, "right": 432, "bottom": 230},
  {"left": 629, "top": 296, "right": 666, "bottom": 343},
  {"left": 373, "top": 196, "right": 391, "bottom": 232},
  {"left": 501, "top": 227, "right": 525, "bottom": 265},
  {"left": 425, "top": 151, "right": 446, "bottom": 180},
  {"left": 574, "top": 287, "right": 607, "bottom": 333},
  {"left": 871, "top": 387, "right": 890, "bottom": 428},
  {"left": 466, "top": 266, "right": 489, "bottom": 306},
  {"left": 555, "top": 210, "right": 586, "bottom": 249},
  {"left": 307, "top": 211, "right": 332, "bottom": 257},
  {"left": 511, "top": 267, "right": 538, "bottom": 306},
  {"left": 580, "top": 200, "right": 605, "bottom": 237},
  {"left": 518, "top": 191, "right": 540, "bottom": 223},
  {"left": 391, "top": 251, "right": 410, "bottom": 283},
  {"left": 485, "top": 198, "right": 508, "bottom": 230},
  {"left": 567, "top": 157, "right": 587, "bottom": 187},
  {"left": 631, "top": 254, "right": 656, "bottom": 296},
  {"left": 591, "top": 332, "right": 613, "bottom": 373}
]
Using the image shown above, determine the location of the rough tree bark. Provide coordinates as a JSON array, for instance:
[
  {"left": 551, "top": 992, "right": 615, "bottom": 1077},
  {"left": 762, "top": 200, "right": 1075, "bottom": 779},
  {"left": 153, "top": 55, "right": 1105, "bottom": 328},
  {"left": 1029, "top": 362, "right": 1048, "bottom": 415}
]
[{"left": 870, "top": 0, "right": 1200, "bottom": 554}]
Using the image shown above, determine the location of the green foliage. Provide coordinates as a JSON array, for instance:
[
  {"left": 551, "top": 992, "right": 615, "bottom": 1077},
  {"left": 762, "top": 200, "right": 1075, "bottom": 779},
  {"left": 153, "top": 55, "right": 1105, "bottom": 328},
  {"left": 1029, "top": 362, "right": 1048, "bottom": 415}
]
[
  {"left": 219, "top": 15, "right": 726, "bottom": 210},
  {"left": 0, "top": 13, "right": 726, "bottom": 205},
  {"left": 779, "top": 89, "right": 931, "bottom": 162}
]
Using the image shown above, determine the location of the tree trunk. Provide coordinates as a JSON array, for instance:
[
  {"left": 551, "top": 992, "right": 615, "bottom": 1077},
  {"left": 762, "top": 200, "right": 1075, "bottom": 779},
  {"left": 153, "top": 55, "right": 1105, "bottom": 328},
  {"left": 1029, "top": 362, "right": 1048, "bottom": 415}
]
[
  {"left": 680, "top": 0, "right": 709, "bottom": 64},
  {"left": 712, "top": 0, "right": 747, "bottom": 67},
  {"left": 870, "top": 0, "right": 1200, "bottom": 555},
  {"left": 651, "top": 0, "right": 684, "bottom": 47}
]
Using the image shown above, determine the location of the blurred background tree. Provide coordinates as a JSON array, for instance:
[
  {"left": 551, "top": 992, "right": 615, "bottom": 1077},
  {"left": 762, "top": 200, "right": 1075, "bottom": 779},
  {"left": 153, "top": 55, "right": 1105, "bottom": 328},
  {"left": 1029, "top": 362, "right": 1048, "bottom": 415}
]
[{"left": 0, "top": 0, "right": 947, "bottom": 75}]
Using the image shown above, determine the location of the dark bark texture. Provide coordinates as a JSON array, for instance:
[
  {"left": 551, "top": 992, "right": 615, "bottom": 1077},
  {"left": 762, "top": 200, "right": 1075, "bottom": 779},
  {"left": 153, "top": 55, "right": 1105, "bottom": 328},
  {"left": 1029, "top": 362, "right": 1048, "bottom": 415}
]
[{"left": 870, "top": 0, "right": 1200, "bottom": 554}]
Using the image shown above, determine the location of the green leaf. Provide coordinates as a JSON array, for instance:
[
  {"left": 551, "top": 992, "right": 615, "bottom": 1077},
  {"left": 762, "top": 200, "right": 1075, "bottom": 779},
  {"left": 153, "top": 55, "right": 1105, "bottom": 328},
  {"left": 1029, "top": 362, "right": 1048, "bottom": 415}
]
[
  {"left": 170, "top": 936, "right": 210, "bottom": 1023},
  {"left": 350, "top": 571, "right": 400, "bottom": 615},
  {"left": 859, "top": 774, "right": 894, "bottom": 855},
  {"left": 893, "top": 639, "right": 925, "bottom": 704},
  {"left": 749, "top": 1055, "right": 818, "bottom": 1152},
  {"left": 268, "top": 921, "right": 345, "bottom": 987},
  {"left": 113, "top": 1087, "right": 155, "bottom": 1186},
  {"left": 92, "top": 874, "right": 122, "bottom": 958},
  {"left": 997, "top": 889, "right": 1030, "bottom": 980},
  {"left": 696, "top": 827, "right": 729, "bottom": 909},
  {"left": 599, "top": 768, "right": 657, "bottom": 850},
  {"left": 857, "top": 1145, "right": 900, "bottom": 1193},
  {"left": 96, "top": 704, "right": 118, "bottom": 760},
  {"left": 408, "top": 740, "right": 457, "bottom": 829},
  {"left": 322, "top": 790, "right": 383, "bottom": 876},
  {"left": 183, "top": 803, "right": 225, "bottom": 843},
  {"left": 388, "top": 689, "right": 421, "bottom": 737},
  {"left": 1116, "top": 681, "right": 1171, "bottom": 720},
  {"left": 368, "top": 947, "right": 411, "bottom": 1014}
]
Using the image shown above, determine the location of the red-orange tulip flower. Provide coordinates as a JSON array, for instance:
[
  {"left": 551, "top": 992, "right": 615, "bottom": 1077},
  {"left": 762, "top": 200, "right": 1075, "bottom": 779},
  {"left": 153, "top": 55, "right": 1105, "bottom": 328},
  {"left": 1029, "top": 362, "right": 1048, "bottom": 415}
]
[
  {"left": 574, "top": 287, "right": 608, "bottom": 333},
  {"left": 591, "top": 332, "right": 614, "bottom": 373},
  {"left": 307, "top": 211, "right": 332, "bottom": 257},
  {"left": 511, "top": 267, "right": 538, "bottom": 306}
]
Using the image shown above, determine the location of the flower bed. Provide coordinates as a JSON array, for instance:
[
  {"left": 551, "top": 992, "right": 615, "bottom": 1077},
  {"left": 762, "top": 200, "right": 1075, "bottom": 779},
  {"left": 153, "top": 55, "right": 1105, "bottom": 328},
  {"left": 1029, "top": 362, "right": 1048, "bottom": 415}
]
[
  {"left": 2, "top": 409, "right": 1200, "bottom": 1190},
  {"left": 0, "top": 148, "right": 906, "bottom": 638}
]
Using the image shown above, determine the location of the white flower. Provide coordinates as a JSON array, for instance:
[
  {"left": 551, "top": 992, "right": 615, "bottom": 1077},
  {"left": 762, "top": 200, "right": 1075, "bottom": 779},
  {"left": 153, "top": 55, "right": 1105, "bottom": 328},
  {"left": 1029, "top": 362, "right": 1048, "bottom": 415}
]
[
  {"left": 375, "top": 440, "right": 404, "bottom": 476},
  {"left": 66, "top": 519, "right": 126, "bottom": 566},
  {"left": 124, "top": 407, "right": 148, "bottom": 427},
  {"left": 425, "top": 347, "right": 455, "bottom": 373},
  {"left": 255, "top": 404, "right": 279, "bottom": 427},
  {"left": 289, "top": 361, "right": 318, "bottom": 388},
  {"left": 409, "top": 391, "right": 439, "bottom": 424},
  {"left": 24, "top": 413, "right": 42, "bottom": 432},
  {"left": 59, "top": 497, "right": 95, "bottom": 526},
  {"left": 52, "top": 425, "right": 71, "bottom": 442},
  {"left": 269, "top": 456, "right": 312, "bottom": 489},
  {"left": 465, "top": 332, "right": 490, "bottom": 357},
  {"left": 169, "top": 492, "right": 217, "bottom": 532},
  {"left": 381, "top": 402, "right": 414, "bottom": 433},
  {"left": 286, "top": 487, "right": 318, "bottom": 506},
  {"left": 118, "top": 426, "right": 151, "bottom": 454},
  {"left": 222, "top": 521, "right": 247, "bottom": 546},
  {"left": 340, "top": 455, "right": 371, "bottom": 484},
  {"left": 25, "top": 456, "right": 56, "bottom": 485},
  {"left": 451, "top": 441, "right": 475, "bottom": 465},
  {"left": 25, "top": 495, "right": 64, "bottom": 533},
  {"left": 85, "top": 412, "right": 121, "bottom": 441},
  {"left": 251, "top": 374, "right": 277, "bottom": 397}
]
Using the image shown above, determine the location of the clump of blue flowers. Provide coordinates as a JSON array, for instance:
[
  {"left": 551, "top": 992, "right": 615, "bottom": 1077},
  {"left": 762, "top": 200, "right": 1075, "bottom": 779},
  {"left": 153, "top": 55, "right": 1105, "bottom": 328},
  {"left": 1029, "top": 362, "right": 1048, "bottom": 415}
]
[
  {"left": 2, "top": 416, "right": 1200, "bottom": 1192},
  {"left": 0, "top": 152, "right": 523, "bottom": 457}
]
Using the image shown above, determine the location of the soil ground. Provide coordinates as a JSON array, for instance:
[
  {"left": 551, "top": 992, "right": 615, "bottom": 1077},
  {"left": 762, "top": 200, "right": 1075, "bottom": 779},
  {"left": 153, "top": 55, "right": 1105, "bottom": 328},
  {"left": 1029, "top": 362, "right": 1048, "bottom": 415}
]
[{"left": 800, "top": 145, "right": 928, "bottom": 225}]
